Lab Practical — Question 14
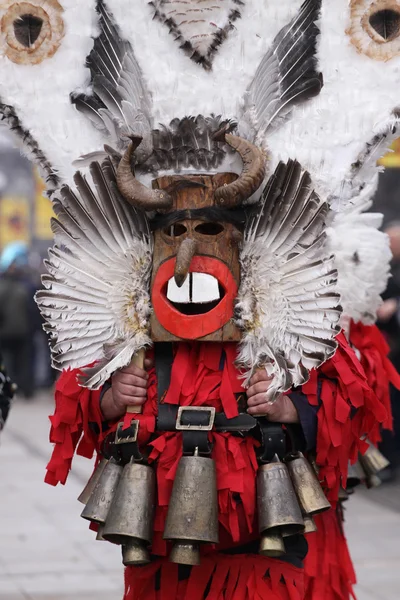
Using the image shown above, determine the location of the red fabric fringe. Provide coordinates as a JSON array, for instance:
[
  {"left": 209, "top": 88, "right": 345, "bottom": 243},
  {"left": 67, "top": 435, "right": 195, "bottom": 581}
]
[
  {"left": 349, "top": 321, "right": 400, "bottom": 441},
  {"left": 124, "top": 555, "right": 304, "bottom": 600},
  {"left": 302, "top": 332, "right": 388, "bottom": 502},
  {"left": 304, "top": 509, "right": 356, "bottom": 600},
  {"left": 45, "top": 370, "right": 103, "bottom": 486}
]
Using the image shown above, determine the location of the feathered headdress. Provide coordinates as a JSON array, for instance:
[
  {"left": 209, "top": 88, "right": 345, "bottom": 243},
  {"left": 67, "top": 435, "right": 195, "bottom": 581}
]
[{"left": 0, "top": 0, "right": 399, "bottom": 391}]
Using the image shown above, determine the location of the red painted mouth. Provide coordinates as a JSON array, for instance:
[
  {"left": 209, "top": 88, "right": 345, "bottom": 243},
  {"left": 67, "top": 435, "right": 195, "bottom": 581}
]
[{"left": 152, "top": 256, "right": 238, "bottom": 339}]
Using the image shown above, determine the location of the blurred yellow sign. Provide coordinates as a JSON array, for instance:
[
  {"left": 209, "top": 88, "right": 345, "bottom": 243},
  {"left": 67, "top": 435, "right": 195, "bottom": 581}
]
[
  {"left": 0, "top": 195, "right": 30, "bottom": 248},
  {"left": 379, "top": 138, "right": 400, "bottom": 168},
  {"left": 34, "top": 169, "right": 54, "bottom": 240}
]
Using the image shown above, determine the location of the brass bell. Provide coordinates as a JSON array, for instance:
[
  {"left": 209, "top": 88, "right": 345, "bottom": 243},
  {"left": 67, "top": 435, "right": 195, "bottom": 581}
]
[
  {"left": 346, "top": 460, "right": 366, "bottom": 489},
  {"left": 81, "top": 458, "right": 123, "bottom": 525},
  {"left": 122, "top": 542, "right": 151, "bottom": 567},
  {"left": 257, "top": 455, "right": 304, "bottom": 537},
  {"left": 365, "top": 473, "right": 382, "bottom": 489},
  {"left": 164, "top": 449, "right": 219, "bottom": 566},
  {"left": 303, "top": 514, "right": 317, "bottom": 534},
  {"left": 102, "top": 458, "right": 155, "bottom": 565},
  {"left": 286, "top": 453, "right": 331, "bottom": 516},
  {"left": 338, "top": 486, "right": 350, "bottom": 502},
  {"left": 259, "top": 530, "right": 285, "bottom": 557},
  {"left": 359, "top": 443, "right": 390, "bottom": 478},
  {"left": 78, "top": 458, "right": 109, "bottom": 505}
]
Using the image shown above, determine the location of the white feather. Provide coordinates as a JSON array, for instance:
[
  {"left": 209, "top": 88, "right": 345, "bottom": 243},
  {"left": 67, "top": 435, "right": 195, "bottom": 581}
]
[{"left": 35, "top": 159, "right": 152, "bottom": 389}]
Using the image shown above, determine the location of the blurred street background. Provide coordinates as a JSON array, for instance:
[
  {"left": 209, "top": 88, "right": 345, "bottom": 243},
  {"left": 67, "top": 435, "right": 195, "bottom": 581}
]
[{"left": 1, "top": 119, "right": 400, "bottom": 600}]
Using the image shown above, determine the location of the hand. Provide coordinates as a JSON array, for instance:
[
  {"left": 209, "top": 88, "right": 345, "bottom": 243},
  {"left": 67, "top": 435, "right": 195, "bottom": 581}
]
[
  {"left": 377, "top": 298, "right": 398, "bottom": 323},
  {"left": 247, "top": 370, "right": 299, "bottom": 423},
  {"left": 100, "top": 357, "right": 153, "bottom": 421}
]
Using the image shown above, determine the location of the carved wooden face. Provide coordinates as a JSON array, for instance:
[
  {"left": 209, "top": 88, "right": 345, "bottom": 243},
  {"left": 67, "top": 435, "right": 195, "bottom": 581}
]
[{"left": 150, "top": 174, "right": 243, "bottom": 342}]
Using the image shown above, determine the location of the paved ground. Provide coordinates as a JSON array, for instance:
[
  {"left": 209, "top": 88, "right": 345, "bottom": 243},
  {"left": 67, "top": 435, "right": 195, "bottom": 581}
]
[{"left": 1, "top": 392, "right": 399, "bottom": 600}]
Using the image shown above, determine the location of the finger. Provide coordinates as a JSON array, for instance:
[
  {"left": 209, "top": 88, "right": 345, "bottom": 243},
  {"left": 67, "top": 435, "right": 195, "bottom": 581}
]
[
  {"left": 247, "top": 403, "right": 281, "bottom": 419},
  {"left": 114, "top": 373, "right": 148, "bottom": 388},
  {"left": 117, "top": 395, "right": 147, "bottom": 408},
  {"left": 116, "top": 383, "right": 147, "bottom": 398},
  {"left": 119, "top": 363, "right": 149, "bottom": 379},
  {"left": 249, "top": 370, "right": 273, "bottom": 387},
  {"left": 144, "top": 357, "right": 154, "bottom": 370},
  {"left": 247, "top": 392, "right": 274, "bottom": 409},
  {"left": 247, "top": 380, "right": 272, "bottom": 398}
]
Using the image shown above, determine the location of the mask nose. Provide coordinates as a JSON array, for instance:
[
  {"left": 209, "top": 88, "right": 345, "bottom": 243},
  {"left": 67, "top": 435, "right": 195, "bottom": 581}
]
[{"left": 174, "top": 238, "right": 197, "bottom": 287}]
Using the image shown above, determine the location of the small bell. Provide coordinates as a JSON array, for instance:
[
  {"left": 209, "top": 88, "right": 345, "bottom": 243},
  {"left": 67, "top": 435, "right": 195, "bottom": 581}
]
[
  {"left": 102, "top": 458, "right": 155, "bottom": 564},
  {"left": 78, "top": 458, "right": 109, "bottom": 505},
  {"left": 259, "top": 530, "right": 285, "bottom": 557},
  {"left": 122, "top": 542, "right": 151, "bottom": 566},
  {"left": 81, "top": 458, "right": 123, "bottom": 525},
  {"left": 338, "top": 486, "right": 350, "bottom": 502},
  {"left": 286, "top": 452, "right": 331, "bottom": 516},
  {"left": 257, "top": 455, "right": 304, "bottom": 537},
  {"left": 359, "top": 443, "right": 390, "bottom": 478},
  {"left": 164, "top": 449, "right": 219, "bottom": 566},
  {"left": 346, "top": 460, "right": 366, "bottom": 489}
]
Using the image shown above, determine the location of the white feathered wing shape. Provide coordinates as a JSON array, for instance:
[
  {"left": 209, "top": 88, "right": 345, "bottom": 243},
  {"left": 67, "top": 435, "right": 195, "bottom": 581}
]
[
  {"left": 35, "top": 159, "right": 153, "bottom": 389},
  {"left": 236, "top": 160, "right": 341, "bottom": 399},
  {"left": 326, "top": 207, "right": 391, "bottom": 326}
]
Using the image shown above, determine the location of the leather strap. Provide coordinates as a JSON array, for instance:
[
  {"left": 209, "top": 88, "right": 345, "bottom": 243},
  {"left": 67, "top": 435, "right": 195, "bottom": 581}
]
[{"left": 257, "top": 419, "right": 286, "bottom": 463}]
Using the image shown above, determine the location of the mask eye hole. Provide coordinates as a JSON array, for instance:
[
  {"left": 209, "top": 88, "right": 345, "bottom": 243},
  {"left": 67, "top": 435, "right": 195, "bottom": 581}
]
[
  {"left": 1, "top": 1, "right": 64, "bottom": 65},
  {"left": 369, "top": 8, "right": 400, "bottom": 39},
  {"left": 14, "top": 14, "right": 43, "bottom": 47},
  {"left": 195, "top": 222, "right": 225, "bottom": 236},
  {"left": 164, "top": 223, "right": 187, "bottom": 238}
]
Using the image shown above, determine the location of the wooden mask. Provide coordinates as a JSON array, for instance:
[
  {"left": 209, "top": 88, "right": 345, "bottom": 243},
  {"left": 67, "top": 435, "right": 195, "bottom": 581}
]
[{"left": 150, "top": 173, "right": 243, "bottom": 342}]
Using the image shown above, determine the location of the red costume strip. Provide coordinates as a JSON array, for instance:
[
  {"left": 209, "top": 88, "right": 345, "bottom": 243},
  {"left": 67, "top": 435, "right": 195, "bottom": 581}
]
[
  {"left": 45, "top": 370, "right": 103, "bottom": 486},
  {"left": 304, "top": 510, "right": 356, "bottom": 600},
  {"left": 124, "top": 555, "right": 304, "bottom": 600},
  {"left": 349, "top": 321, "right": 400, "bottom": 440},
  {"left": 302, "top": 332, "right": 388, "bottom": 502}
]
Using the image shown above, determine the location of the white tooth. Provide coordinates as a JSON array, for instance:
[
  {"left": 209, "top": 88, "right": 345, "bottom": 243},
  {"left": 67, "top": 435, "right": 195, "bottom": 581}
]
[
  {"left": 167, "top": 276, "right": 190, "bottom": 303},
  {"left": 192, "top": 273, "right": 220, "bottom": 303}
]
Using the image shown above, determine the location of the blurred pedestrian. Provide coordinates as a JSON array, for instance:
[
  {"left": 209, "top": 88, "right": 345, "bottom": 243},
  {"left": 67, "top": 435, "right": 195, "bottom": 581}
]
[
  {"left": 0, "top": 352, "right": 16, "bottom": 433},
  {"left": 0, "top": 242, "right": 40, "bottom": 399}
]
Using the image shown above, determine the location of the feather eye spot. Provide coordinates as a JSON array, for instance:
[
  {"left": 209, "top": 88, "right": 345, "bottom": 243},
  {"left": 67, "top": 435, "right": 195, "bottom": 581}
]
[
  {"left": 348, "top": 0, "right": 400, "bottom": 61},
  {"left": 1, "top": 0, "right": 64, "bottom": 65},
  {"left": 369, "top": 9, "right": 400, "bottom": 40},
  {"left": 13, "top": 14, "right": 43, "bottom": 47}
]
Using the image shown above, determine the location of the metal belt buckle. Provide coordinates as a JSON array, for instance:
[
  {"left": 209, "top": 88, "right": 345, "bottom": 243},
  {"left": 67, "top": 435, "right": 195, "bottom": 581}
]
[
  {"left": 115, "top": 419, "right": 139, "bottom": 445},
  {"left": 175, "top": 406, "right": 216, "bottom": 431}
]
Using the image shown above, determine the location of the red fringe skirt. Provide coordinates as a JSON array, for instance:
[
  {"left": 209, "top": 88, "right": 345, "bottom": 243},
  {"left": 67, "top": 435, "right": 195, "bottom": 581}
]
[{"left": 124, "top": 555, "right": 304, "bottom": 600}]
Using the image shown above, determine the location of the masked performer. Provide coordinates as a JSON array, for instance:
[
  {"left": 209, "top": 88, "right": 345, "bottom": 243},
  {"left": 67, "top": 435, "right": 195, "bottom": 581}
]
[{"left": 2, "top": 1, "right": 400, "bottom": 599}]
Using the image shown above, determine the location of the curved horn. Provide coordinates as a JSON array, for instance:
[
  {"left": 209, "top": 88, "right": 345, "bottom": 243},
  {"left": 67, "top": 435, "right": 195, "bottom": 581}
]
[
  {"left": 214, "top": 133, "right": 266, "bottom": 208},
  {"left": 116, "top": 140, "right": 173, "bottom": 210}
]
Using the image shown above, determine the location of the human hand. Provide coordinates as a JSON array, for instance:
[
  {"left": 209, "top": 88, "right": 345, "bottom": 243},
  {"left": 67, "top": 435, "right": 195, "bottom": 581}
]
[
  {"left": 100, "top": 357, "right": 153, "bottom": 421},
  {"left": 377, "top": 298, "right": 398, "bottom": 322},
  {"left": 246, "top": 369, "right": 299, "bottom": 423}
]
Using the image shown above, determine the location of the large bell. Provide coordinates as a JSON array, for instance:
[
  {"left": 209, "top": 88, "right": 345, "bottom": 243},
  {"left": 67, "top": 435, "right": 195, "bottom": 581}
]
[
  {"left": 78, "top": 458, "right": 109, "bottom": 505},
  {"left": 286, "top": 453, "right": 331, "bottom": 516},
  {"left": 81, "top": 458, "right": 123, "bottom": 525},
  {"left": 164, "top": 450, "right": 219, "bottom": 566},
  {"left": 359, "top": 443, "right": 390, "bottom": 477},
  {"left": 102, "top": 458, "right": 155, "bottom": 565},
  {"left": 257, "top": 455, "right": 304, "bottom": 537}
]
